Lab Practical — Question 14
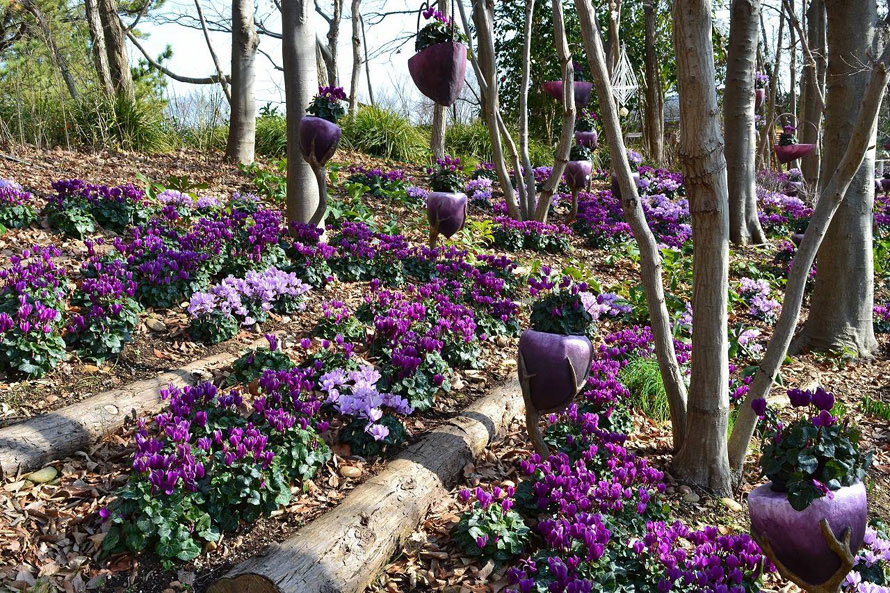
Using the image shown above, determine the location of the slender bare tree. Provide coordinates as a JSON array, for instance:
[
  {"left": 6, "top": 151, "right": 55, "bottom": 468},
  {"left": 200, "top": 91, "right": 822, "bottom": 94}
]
[
  {"left": 315, "top": 0, "right": 342, "bottom": 86},
  {"left": 98, "top": 0, "right": 135, "bottom": 101},
  {"left": 725, "top": 0, "right": 766, "bottom": 245},
  {"left": 282, "top": 0, "right": 322, "bottom": 225},
  {"left": 225, "top": 0, "right": 259, "bottom": 164},
  {"left": 800, "top": 0, "right": 826, "bottom": 190},
  {"left": 429, "top": 0, "right": 450, "bottom": 160},
  {"left": 348, "top": 0, "right": 361, "bottom": 116},
  {"left": 642, "top": 0, "right": 664, "bottom": 166},
  {"left": 85, "top": 0, "right": 114, "bottom": 97}
]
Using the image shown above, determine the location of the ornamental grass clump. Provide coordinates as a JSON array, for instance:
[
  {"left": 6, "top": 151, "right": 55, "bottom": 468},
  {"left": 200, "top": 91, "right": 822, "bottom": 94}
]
[
  {"left": 0, "top": 180, "right": 37, "bottom": 230},
  {"left": 66, "top": 257, "right": 142, "bottom": 363},
  {"left": 318, "top": 363, "right": 413, "bottom": 456},
  {"left": 101, "top": 376, "right": 330, "bottom": 565},
  {"left": 452, "top": 486, "right": 530, "bottom": 564},
  {"left": 753, "top": 387, "right": 872, "bottom": 511}
]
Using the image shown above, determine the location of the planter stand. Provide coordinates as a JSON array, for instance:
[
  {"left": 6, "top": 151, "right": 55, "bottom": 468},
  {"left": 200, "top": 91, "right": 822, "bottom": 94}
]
[
  {"left": 754, "top": 519, "right": 856, "bottom": 593},
  {"left": 517, "top": 353, "right": 561, "bottom": 458}
]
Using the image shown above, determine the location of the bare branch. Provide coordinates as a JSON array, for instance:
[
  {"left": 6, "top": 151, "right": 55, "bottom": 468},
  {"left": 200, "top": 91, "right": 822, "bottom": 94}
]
[
  {"left": 194, "top": 0, "right": 231, "bottom": 102},
  {"left": 125, "top": 27, "right": 228, "bottom": 85}
]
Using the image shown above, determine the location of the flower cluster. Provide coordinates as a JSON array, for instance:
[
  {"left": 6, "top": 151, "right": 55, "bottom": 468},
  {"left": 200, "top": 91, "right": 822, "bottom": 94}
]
[
  {"left": 0, "top": 180, "right": 37, "bottom": 229},
  {"left": 307, "top": 85, "right": 347, "bottom": 123},
  {"left": 49, "top": 179, "right": 154, "bottom": 235},
  {"left": 492, "top": 216, "right": 571, "bottom": 253},
  {"left": 843, "top": 527, "right": 890, "bottom": 592},
  {"left": 452, "top": 486, "right": 530, "bottom": 563},
  {"left": 755, "top": 71, "right": 769, "bottom": 88},
  {"left": 738, "top": 277, "right": 781, "bottom": 322},
  {"left": 755, "top": 387, "right": 871, "bottom": 511},
  {"left": 329, "top": 222, "right": 412, "bottom": 285},
  {"left": 778, "top": 125, "right": 797, "bottom": 146},
  {"left": 346, "top": 166, "right": 408, "bottom": 197},
  {"left": 428, "top": 156, "right": 466, "bottom": 193},
  {"left": 758, "top": 186, "right": 812, "bottom": 235},
  {"left": 465, "top": 177, "right": 493, "bottom": 205},
  {"left": 416, "top": 6, "right": 466, "bottom": 51},
  {"left": 875, "top": 304, "right": 890, "bottom": 333},
  {"left": 188, "top": 267, "right": 308, "bottom": 344}
]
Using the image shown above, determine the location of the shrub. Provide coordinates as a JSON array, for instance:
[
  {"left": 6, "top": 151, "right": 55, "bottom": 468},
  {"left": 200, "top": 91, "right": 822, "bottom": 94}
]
[{"left": 341, "top": 105, "right": 427, "bottom": 161}]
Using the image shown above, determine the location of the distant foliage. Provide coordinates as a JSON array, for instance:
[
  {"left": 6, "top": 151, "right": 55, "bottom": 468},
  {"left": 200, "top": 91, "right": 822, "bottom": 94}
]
[{"left": 340, "top": 105, "right": 427, "bottom": 161}]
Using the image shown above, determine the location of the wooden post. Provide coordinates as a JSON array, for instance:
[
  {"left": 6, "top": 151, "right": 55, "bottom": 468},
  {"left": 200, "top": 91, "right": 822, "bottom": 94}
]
[{"left": 517, "top": 353, "right": 549, "bottom": 457}]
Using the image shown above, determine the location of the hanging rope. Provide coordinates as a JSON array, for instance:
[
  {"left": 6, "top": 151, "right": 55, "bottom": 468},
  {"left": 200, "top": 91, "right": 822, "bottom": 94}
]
[{"left": 610, "top": 43, "right": 638, "bottom": 106}]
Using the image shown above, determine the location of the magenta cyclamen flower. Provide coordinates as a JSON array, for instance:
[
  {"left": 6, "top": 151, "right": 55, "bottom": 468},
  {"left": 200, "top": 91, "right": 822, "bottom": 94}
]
[
  {"left": 810, "top": 387, "right": 835, "bottom": 411},
  {"left": 787, "top": 388, "right": 812, "bottom": 407},
  {"left": 751, "top": 398, "right": 767, "bottom": 418}
]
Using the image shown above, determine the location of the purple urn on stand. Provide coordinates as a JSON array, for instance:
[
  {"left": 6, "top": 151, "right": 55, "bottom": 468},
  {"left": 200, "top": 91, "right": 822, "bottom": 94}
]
[
  {"left": 408, "top": 4, "right": 468, "bottom": 106},
  {"left": 426, "top": 156, "right": 468, "bottom": 248},
  {"left": 566, "top": 143, "right": 594, "bottom": 223},
  {"left": 755, "top": 70, "right": 768, "bottom": 111},
  {"left": 542, "top": 60, "right": 594, "bottom": 108},
  {"left": 518, "top": 330, "right": 594, "bottom": 456},
  {"left": 298, "top": 86, "right": 347, "bottom": 226},
  {"left": 775, "top": 124, "right": 816, "bottom": 168},
  {"left": 746, "top": 389, "right": 871, "bottom": 592}
]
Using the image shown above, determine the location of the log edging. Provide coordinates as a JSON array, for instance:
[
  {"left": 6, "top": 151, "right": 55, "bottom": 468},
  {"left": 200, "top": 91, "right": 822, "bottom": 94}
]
[
  {"left": 0, "top": 339, "right": 267, "bottom": 477},
  {"left": 207, "top": 377, "right": 524, "bottom": 593}
]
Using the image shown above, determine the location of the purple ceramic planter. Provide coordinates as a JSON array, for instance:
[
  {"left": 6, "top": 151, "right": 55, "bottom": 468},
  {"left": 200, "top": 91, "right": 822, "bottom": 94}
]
[
  {"left": 426, "top": 191, "right": 467, "bottom": 239},
  {"left": 518, "top": 330, "right": 594, "bottom": 413},
  {"left": 542, "top": 80, "right": 594, "bottom": 108},
  {"left": 408, "top": 42, "right": 468, "bottom": 106},
  {"left": 748, "top": 481, "right": 867, "bottom": 586},
  {"left": 609, "top": 172, "right": 641, "bottom": 201},
  {"left": 880, "top": 178, "right": 890, "bottom": 193},
  {"left": 790, "top": 233, "right": 805, "bottom": 247},
  {"left": 565, "top": 160, "right": 592, "bottom": 191},
  {"left": 298, "top": 116, "right": 341, "bottom": 167},
  {"left": 774, "top": 143, "right": 816, "bottom": 164},
  {"left": 574, "top": 130, "right": 598, "bottom": 149},
  {"left": 755, "top": 88, "right": 766, "bottom": 110}
]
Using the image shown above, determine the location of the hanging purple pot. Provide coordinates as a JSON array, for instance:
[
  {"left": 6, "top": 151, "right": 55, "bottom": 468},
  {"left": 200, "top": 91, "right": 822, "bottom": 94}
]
[
  {"left": 542, "top": 81, "right": 595, "bottom": 108},
  {"left": 298, "top": 116, "right": 341, "bottom": 167},
  {"left": 755, "top": 88, "right": 766, "bottom": 110},
  {"left": 748, "top": 481, "right": 867, "bottom": 586},
  {"left": 574, "top": 130, "right": 598, "bottom": 149},
  {"left": 427, "top": 191, "right": 468, "bottom": 239},
  {"left": 518, "top": 330, "right": 594, "bottom": 413},
  {"left": 408, "top": 42, "right": 468, "bottom": 106},
  {"left": 565, "top": 160, "right": 592, "bottom": 192},
  {"left": 774, "top": 143, "right": 816, "bottom": 164}
]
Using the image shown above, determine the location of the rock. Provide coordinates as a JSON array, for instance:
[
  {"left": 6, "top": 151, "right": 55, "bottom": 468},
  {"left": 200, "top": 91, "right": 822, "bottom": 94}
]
[
  {"left": 339, "top": 465, "right": 362, "bottom": 479},
  {"left": 26, "top": 466, "right": 58, "bottom": 484},
  {"left": 452, "top": 377, "right": 465, "bottom": 391},
  {"left": 146, "top": 318, "right": 167, "bottom": 332},
  {"left": 678, "top": 484, "right": 692, "bottom": 495},
  {"left": 720, "top": 497, "right": 743, "bottom": 512},
  {"left": 682, "top": 491, "right": 700, "bottom": 504}
]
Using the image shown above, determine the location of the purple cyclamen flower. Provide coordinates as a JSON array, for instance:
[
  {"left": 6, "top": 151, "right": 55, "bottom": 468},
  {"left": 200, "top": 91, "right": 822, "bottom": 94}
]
[
  {"left": 751, "top": 398, "right": 767, "bottom": 418},
  {"left": 810, "top": 387, "right": 835, "bottom": 411}
]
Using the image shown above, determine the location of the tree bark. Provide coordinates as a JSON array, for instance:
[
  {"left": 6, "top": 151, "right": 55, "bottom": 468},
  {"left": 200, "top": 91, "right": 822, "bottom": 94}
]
[
  {"left": 0, "top": 348, "right": 251, "bottom": 477},
  {"left": 282, "top": 0, "right": 322, "bottom": 225},
  {"left": 315, "top": 39, "right": 329, "bottom": 86},
  {"left": 788, "top": 0, "right": 796, "bottom": 118},
  {"left": 643, "top": 0, "right": 664, "bottom": 166},
  {"left": 315, "top": 0, "right": 341, "bottom": 86},
  {"left": 21, "top": 0, "right": 78, "bottom": 101},
  {"left": 208, "top": 379, "right": 524, "bottom": 593},
  {"left": 361, "top": 15, "right": 374, "bottom": 106},
  {"left": 517, "top": 0, "right": 536, "bottom": 219},
  {"left": 670, "top": 0, "right": 731, "bottom": 496},
  {"left": 98, "top": 0, "right": 135, "bottom": 101},
  {"left": 225, "top": 0, "right": 259, "bottom": 164},
  {"left": 728, "top": 36, "right": 890, "bottom": 479},
  {"left": 606, "top": 0, "right": 622, "bottom": 76},
  {"left": 84, "top": 0, "right": 114, "bottom": 98},
  {"left": 575, "top": 0, "right": 689, "bottom": 451},
  {"left": 800, "top": 0, "right": 826, "bottom": 189},
  {"left": 794, "top": 0, "right": 878, "bottom": 357},
  {"left": 429, "top": 0, "right": 449, "bottom": 160},
  {"left": 725, "top": 0, "right": 766, "bottom": 245},
  {"left": 533, "top": 0, "right": 575, "bottom": 223},
  {"left": 757, "top": 10, "right": 783, "bottom": 169},
  {"left": 348, "top": 0, "right": 361, "bottom": 116}
]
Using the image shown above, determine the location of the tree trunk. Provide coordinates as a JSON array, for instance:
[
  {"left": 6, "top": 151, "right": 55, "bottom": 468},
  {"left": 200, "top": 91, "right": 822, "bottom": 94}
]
[
  {"left": 728, "top": 35, "right": 890, "bottom": 480},
  {"left": 794, "top": 0, "right": 878, "bottom": 357},
  {"left": 323, "top": 0, "right": 341, "bottom": 86},
  {"left": 316, "top": 40, "right": 329, "bottom": 86},
  {"left": 575, "top": 0, "right": 689, "bottom": 451},
  {"left": 725, "top": 0, "right": 766, "bottom": 245},
  {"left": 361, "top": 15, "right": 374, "bottom": 106},
  {"left": 606, "top": 0, "right": 622, "bottom": 76},
  {"left": 348, "top": 0, "right": 361, "bottom": 116},
  {"left": 225, "top": 0, "right": 259, "bottom": 164},
  {"left": 642, "top": 0, "right": 664, "bottom": 166},
  {"left": 84, "top": 0, "right": 114, "bottom": 98},
  {"left": 670, "top": 0, "right": 731, "bottom": 496},
  {"left": 788, "top": 0, "right": 796, "bottom": 118},
  {"left": 97, "top": 0, "right": 134, "bottom": 101},
  {"left": 21, "top": 0, "right": 78, "bottom": 101},
  {"left": 208, "top": 380, "right": 524, "bottom": 593},
  {"left": 800, "top": 0, "right": 825, "bottom": 188},
  {"left": 517, "top": 0, "right": 536, "bottom": 219},
  {"left": 282, "top": 0, "right": 322, "bottom": 225},
  {"left": 429, "top": 0, "right": 449, "bottom": 160},
  {"left": 757, "top": 10, "right": 783, "bottom": 169}
]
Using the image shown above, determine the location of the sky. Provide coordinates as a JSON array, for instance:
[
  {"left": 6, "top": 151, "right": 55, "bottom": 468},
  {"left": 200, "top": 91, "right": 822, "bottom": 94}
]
[{"left": 137, "top": 0, "right": 428, "bottom": 113}]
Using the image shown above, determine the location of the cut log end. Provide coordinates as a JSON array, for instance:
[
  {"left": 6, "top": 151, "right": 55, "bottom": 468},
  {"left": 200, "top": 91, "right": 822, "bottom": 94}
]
[{"left": 207, "top": 574, "right": 279, "bottom": 593}]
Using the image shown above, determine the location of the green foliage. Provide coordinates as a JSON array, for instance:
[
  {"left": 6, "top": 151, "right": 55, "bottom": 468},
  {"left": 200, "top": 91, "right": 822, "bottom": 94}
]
[
  {"left": 570, "top": 144, "right": 593, "bottom": 161},
  {"left": 73, "top": 95, "right": 171, "bottom": 153},
  {"left": 254, "top": 109, "right": 289, "bottom": 157},
  {"left": 66, "top": 298, "right": 142, "bottom": 364},
  {"left": 452, "top": 500, "right": 530, "bottom": 564},
  {"left": 861, "top": 396, "right": 890, "bottom": 422},
  {"left": 339, "top": 415, "right": 407, "bottom": 457},
  {"left": 228, "top": 348, "right": 295, "bottom": 386},
  {"left": 45, "top": 205, "right": 97, "bottom": 239},
  {"left": 340, "top": 105, "right": 427, "bottom": 161},
  {"left": 415, "top": 20, "right": 468, "bottom": 52},
  {"left": 190, "top": 312, "right": 239, "bottom": 345},
  {"left": 0, "top": 203, "right": 36, "bottom": 230},
  {"left": 619, "top": 357, "right": 669, "bottom": 423},
  {"left": 0, "top": 324, "right": 67, "bottom": 377},
  {"left": 240, "top": 160, "right": 287, "bottom": 204},
  {"left": 530, "top": 291, "right": 595, "bottom": 337}
]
